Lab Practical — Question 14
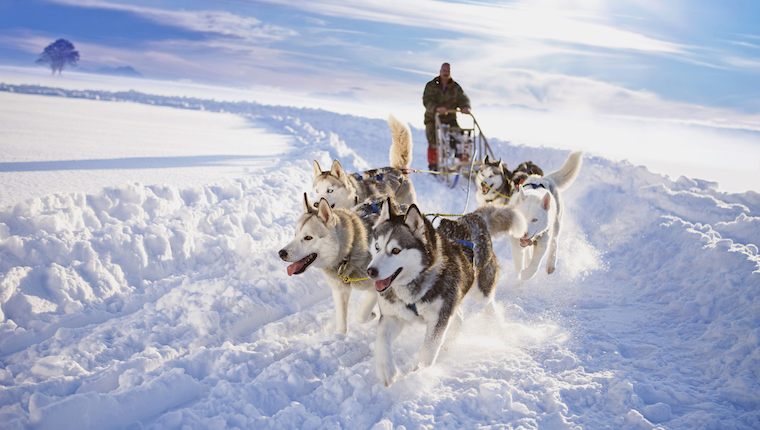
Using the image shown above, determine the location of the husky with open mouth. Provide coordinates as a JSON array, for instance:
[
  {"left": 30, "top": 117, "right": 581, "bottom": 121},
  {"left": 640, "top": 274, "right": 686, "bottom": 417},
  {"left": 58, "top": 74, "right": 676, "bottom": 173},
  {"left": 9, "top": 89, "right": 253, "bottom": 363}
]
[
  {"left": 366, "top": 199, "right": 526, "bottom": 386},
  {"left": 475, "top": 156, "right": 544, "bottom": 207},
  {"left": 313, "top": 114, "right": 417, "bottom": 210},
  {"left": 278, "top": 194, "right": 381, "bottom": 334},
  {"left": 509, "top": 151, "right": 583, "bottom": 281}
]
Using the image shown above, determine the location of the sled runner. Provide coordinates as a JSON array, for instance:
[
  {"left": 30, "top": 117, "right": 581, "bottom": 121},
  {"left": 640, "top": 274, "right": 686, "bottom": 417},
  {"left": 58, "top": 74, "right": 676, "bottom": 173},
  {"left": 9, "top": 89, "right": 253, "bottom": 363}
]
[{"left": 434, "top": 109, "right": 494, "bottom": 187}]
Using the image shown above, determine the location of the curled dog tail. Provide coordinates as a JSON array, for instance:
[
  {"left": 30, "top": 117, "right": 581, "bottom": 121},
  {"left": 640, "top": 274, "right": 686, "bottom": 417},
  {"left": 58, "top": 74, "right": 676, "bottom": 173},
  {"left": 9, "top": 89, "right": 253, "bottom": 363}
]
[
  {"left": 475, "top": 205, "right": 527, "bottom": 239},
  {"left": 388, "top": 114, "right": 413, "bottom": 169},
  {"left": 547, "top": 151, "right": 583, "bottom": 190}
]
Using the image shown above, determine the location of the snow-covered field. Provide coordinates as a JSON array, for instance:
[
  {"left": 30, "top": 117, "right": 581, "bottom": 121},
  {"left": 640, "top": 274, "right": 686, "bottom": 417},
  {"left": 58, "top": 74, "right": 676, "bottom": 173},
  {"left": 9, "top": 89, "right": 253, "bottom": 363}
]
[{"left": 1, "top": 78, "right": 759, "bottom": 429}]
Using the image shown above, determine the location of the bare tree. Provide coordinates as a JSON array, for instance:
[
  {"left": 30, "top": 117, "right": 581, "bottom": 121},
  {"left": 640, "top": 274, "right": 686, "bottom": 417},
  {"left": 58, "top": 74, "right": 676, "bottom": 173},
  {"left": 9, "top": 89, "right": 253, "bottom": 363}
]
[{"left": 36, "top": 39, "right": 80, "bottom": 75}]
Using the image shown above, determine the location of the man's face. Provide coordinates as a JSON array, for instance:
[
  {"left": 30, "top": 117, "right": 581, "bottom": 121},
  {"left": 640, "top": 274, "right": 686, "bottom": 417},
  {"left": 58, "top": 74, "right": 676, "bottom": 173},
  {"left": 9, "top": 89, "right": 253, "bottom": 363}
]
[{"left": 440, "top": 64, "right": 451, "bottom": 81}]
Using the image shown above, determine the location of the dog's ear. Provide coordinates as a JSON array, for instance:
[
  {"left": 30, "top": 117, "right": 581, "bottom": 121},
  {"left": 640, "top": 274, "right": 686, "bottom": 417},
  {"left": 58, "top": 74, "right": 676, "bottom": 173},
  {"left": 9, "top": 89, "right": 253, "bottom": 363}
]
[
  {"left": 483, "top": 155, "right": 490, "bottom": 164},
  {"left": 313, "top": 160, "right": 323, "bottom": 179},
  {"left": 501, "top": 162, "right": 511, "bottom": 179},
  {"left": 303, "top": 193, "right": 315, "bottom": 214},
  {"left": 541, "top": 192, "right": 552, "bottom": 211},
  {"left": 330, "top": 159, "right": 350, "bottom": 186},
  {"left": 376, "top": 197, "right": 393, "bottom": 226},
  {"left": 404, "top": 204, "right": 426, "bottom": 238},
  {"left": 316, "top": 198, "right": 335, "bottom": 224},
  {"left": 514, "top": 185, "right": 525, "bottom": 203}
]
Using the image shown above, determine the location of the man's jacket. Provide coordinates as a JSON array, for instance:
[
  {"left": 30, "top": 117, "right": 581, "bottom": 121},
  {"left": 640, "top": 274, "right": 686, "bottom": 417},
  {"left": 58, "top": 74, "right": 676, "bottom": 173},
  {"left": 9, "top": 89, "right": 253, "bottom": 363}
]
[{"left": 422, "top": 76, "right": 471, "bottom": 124}]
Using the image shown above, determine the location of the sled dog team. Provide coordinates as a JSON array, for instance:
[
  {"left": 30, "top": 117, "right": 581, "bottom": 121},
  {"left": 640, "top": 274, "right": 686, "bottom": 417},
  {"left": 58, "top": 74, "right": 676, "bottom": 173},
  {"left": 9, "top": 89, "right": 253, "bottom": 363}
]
[{"left": 279, "top": 114, "right": 583, "bottom": 387}]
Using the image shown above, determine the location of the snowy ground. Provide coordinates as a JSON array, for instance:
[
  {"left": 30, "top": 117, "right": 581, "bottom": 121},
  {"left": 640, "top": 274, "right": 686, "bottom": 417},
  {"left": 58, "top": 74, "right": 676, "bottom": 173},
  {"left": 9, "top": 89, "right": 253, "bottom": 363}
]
[{"left": 0, "top": 78, "right": 759, "bottom": 429}]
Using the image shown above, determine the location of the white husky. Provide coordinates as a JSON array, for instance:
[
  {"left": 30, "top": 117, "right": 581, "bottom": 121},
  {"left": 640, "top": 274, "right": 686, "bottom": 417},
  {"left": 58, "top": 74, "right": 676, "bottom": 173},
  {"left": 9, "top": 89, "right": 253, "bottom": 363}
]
[
  {"left": 509, "top": 151, "right": 583, "bottom": 280},
  {"left": 278, "top": 194, "right": 378, "bottom": 334}
]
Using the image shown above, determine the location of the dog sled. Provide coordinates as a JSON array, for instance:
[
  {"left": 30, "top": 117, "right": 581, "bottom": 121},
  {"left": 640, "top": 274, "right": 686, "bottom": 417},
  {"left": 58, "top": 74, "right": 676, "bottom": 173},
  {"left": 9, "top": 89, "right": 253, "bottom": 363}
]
[{"left": 434, "top": 109, "right": 494, "bottom": 187}]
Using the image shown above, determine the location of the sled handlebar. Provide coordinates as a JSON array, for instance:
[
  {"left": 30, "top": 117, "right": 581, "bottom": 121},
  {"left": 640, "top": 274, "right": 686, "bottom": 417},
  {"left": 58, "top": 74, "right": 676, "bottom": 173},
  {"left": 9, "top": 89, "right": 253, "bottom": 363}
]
[{"left": 437, "top": 108, "right": 470, "bottom": 115}]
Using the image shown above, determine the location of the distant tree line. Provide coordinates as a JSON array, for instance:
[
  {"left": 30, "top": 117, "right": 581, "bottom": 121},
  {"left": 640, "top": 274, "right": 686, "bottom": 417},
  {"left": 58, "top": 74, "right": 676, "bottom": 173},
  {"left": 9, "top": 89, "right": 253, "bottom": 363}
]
[{"left": 36, "top": 39, "right": 79, "bottom": 75}]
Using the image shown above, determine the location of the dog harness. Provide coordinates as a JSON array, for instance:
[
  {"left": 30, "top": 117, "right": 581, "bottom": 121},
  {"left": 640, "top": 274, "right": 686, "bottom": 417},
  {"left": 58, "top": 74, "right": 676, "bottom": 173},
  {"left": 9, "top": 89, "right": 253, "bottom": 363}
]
[
  {"left": 480, "top": 181, "right": 510, "bottom": 202},
  {"left": 337, "top": 259, "right": 369, "bottom": 283},
  {"left": 406, "top": 302, "right": 419, "bottom": 316},
  {"left": 453, "top": 238, "right": 474, "bottom": 249},
  {"left": 522, "top": 183, "right": 546, "bottom": 190},
  {"left": 352, "top": 170, "right": 407, "bottom": 196},
  {"left": 356, "top": 202, "right": 382, "bottom": 218}
]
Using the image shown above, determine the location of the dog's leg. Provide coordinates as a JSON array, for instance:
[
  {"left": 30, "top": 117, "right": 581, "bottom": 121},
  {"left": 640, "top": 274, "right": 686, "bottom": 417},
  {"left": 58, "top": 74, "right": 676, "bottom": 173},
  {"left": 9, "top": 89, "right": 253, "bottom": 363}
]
[
  {"left": 331, "top": 285, "right": 352, "bottom": 334},
  {"left": 510, "top": 237, "right": 525, "bottom": 274},
  {"left": 546, "top": 231, "right": 559, "bottom": 274},
  {"left": 417, "top": 314, "right": 452, "bottom": 368},
  {"left": 546, "top": 208, "right": 562, "bottom": 275},
  {"left": 445, "top": 308, "right": 464, "bottom": 345},
  {"left": 355, "top": 291, "right": 378, "bottom": 324},
  {"left": 520, "top": 235, "right": 549, "bottom": 281},
  {"left": 375, "top": 314, "right": 404, "bottom": 387}
]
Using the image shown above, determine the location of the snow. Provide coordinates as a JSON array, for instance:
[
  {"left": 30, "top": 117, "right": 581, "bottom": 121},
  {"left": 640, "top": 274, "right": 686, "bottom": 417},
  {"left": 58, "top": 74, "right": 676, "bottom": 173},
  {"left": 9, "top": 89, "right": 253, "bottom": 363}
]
[{"left": 1, "top": 74, "right": 760, "bottom": 430}]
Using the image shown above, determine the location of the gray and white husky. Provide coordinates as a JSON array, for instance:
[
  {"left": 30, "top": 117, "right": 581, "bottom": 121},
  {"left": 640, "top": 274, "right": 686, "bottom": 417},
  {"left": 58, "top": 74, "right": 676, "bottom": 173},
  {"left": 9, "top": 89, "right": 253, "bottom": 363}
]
[
  {"left": 313, "top": 114, "right": 417, "bottom": 210},
  {"left": 278, "top": 194, "right": 380, "bottom": 334},
  {"left": 475, "top": 156, "right": 544, "bottom": 207},
  {"left": 366, "top": 200, "right": 526, "bottom": 386},
  {"left": 509, "top": 151, "right": 583, "bottom": 281}
]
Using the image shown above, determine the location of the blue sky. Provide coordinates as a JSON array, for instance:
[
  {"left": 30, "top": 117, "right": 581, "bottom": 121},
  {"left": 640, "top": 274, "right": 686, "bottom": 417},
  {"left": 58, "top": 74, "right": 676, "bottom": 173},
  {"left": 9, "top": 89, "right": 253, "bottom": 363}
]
[{"left": 1, "top": 0, "right": 760, "bottom": 133}]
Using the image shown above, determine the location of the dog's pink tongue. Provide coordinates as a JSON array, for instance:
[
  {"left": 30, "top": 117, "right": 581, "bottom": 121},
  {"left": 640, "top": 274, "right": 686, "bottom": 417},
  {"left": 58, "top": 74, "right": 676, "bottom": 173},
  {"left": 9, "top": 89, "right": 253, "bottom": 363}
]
[
  {"left": 481, "top": 184, "right": 489, "bottom": 194},
  {"left": 286, "top": 260, "right": 305, "bottom": 276},
  {"left": 520, "top": 238, "right": 533, "bottom": 247},
  {"left": 375, "top": 277, "right": 392, "bottom": 292}
]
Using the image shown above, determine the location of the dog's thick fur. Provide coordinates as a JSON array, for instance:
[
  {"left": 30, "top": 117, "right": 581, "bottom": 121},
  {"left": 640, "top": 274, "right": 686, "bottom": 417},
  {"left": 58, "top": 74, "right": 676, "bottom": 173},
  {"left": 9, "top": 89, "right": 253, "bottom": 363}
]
[
  {"left": 475, "top": 156, "right": 544, "bottom": 207},
  {"left": 278, "top": 194, "right": 379, "bottom": 334},
  {"left": 509, "top": 151, "right": 583, "bottom": 280},
  {"left": 313, "top": 114, "right": 417, "bottom": 210},
  {"left": 367, "top": 200, "right": 526, "bottom": 386}
]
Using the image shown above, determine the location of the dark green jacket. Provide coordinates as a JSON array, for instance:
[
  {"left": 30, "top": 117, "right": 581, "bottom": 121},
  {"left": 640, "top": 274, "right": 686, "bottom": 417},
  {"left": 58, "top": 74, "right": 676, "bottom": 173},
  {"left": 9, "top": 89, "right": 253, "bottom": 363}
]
[{"left": 422, "top": 76, "right": 471, "bottom": 124}]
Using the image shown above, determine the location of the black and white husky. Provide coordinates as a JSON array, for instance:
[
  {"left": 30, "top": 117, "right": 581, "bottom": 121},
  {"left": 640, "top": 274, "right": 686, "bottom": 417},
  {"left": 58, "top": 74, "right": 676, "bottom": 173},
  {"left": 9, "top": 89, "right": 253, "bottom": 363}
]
[
  {"left": 475, "top": 156, "right": 544, "bottom": 207},
  {"left": 313, "top": 114, "right": 417, "bottom": 210},
  {"left": 278, "top": 194, "right": 380, "bottom": 334},
  {"left": 366, "top": 199, "right": 526, "bottom": 386},
  {"left": 509, "top": 151, "right": 583, "bottom": 280}
]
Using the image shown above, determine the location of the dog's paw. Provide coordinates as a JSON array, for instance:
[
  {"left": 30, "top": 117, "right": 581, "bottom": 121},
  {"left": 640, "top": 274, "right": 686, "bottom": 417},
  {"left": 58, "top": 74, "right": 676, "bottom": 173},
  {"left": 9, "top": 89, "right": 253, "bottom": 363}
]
[
  {"left": 376, "top": 358, "right": 397, "bottom": 387},
  {"left": 546, "top": 265, "right": 556, "bottom": 274},
  {"left": 519, "top": 269, "right": 537, "bottom": 281}
]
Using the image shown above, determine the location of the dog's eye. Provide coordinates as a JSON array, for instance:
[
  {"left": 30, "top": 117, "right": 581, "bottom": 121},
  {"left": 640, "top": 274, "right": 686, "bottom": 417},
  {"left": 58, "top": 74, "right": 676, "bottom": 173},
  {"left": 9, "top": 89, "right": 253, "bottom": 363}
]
[
  {"left": 304, "top": 235, "right": 313, "bottom": 241},
  {"left": 391, "top": 248, "right": 400, "bottom": 255},
  {"left": 327, "top": 189, "right": 333, "bottom": 194},
  {"left": 375, "top": 243, "right": 380, "bottom": 251},
  {"left": 532, "top": 218, "right": 538, "bottom": 223}
]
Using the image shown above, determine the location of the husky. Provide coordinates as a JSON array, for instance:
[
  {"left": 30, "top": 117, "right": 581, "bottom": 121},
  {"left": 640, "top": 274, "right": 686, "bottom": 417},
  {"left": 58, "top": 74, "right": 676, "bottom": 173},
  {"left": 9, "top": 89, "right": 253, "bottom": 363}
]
[
  {"left": 313, "top": 114, "right": 417, "bottom": 210},
  {"left": 366, "top": 199, "right": 526, "bottom": 386},
  {"left": 278, "top": 194, "right": 380, "bottom": 334},
  {"left": 509, "top": 151, "right": 583, "bottom": 281},
  {"left": 475, "top": 156, "right": 544, "bottom": 207}
]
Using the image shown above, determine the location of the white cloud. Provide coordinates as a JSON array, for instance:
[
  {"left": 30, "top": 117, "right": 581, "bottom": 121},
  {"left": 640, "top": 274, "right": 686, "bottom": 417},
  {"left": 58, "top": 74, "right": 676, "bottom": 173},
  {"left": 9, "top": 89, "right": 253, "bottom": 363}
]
[
  {"left": 258, "top": 0, "right": 683, "bottom": 53},
  {"left": 45, "top": 0, "right": 297, "bottom": 42}
]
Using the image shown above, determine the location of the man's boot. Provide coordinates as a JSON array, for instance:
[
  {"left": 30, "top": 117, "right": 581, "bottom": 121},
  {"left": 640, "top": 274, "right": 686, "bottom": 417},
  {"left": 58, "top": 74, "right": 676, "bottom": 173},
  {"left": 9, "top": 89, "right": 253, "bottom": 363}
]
[{"left": 427, "top": 147, "right": 438, "bottom": 172}]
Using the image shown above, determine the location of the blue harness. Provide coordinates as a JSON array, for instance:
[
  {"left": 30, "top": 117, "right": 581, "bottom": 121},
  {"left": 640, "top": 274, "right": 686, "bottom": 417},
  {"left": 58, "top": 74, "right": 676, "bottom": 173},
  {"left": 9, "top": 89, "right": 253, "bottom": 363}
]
[{"left": 523, "top": 183, "right": 546, "bottom": 190}]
